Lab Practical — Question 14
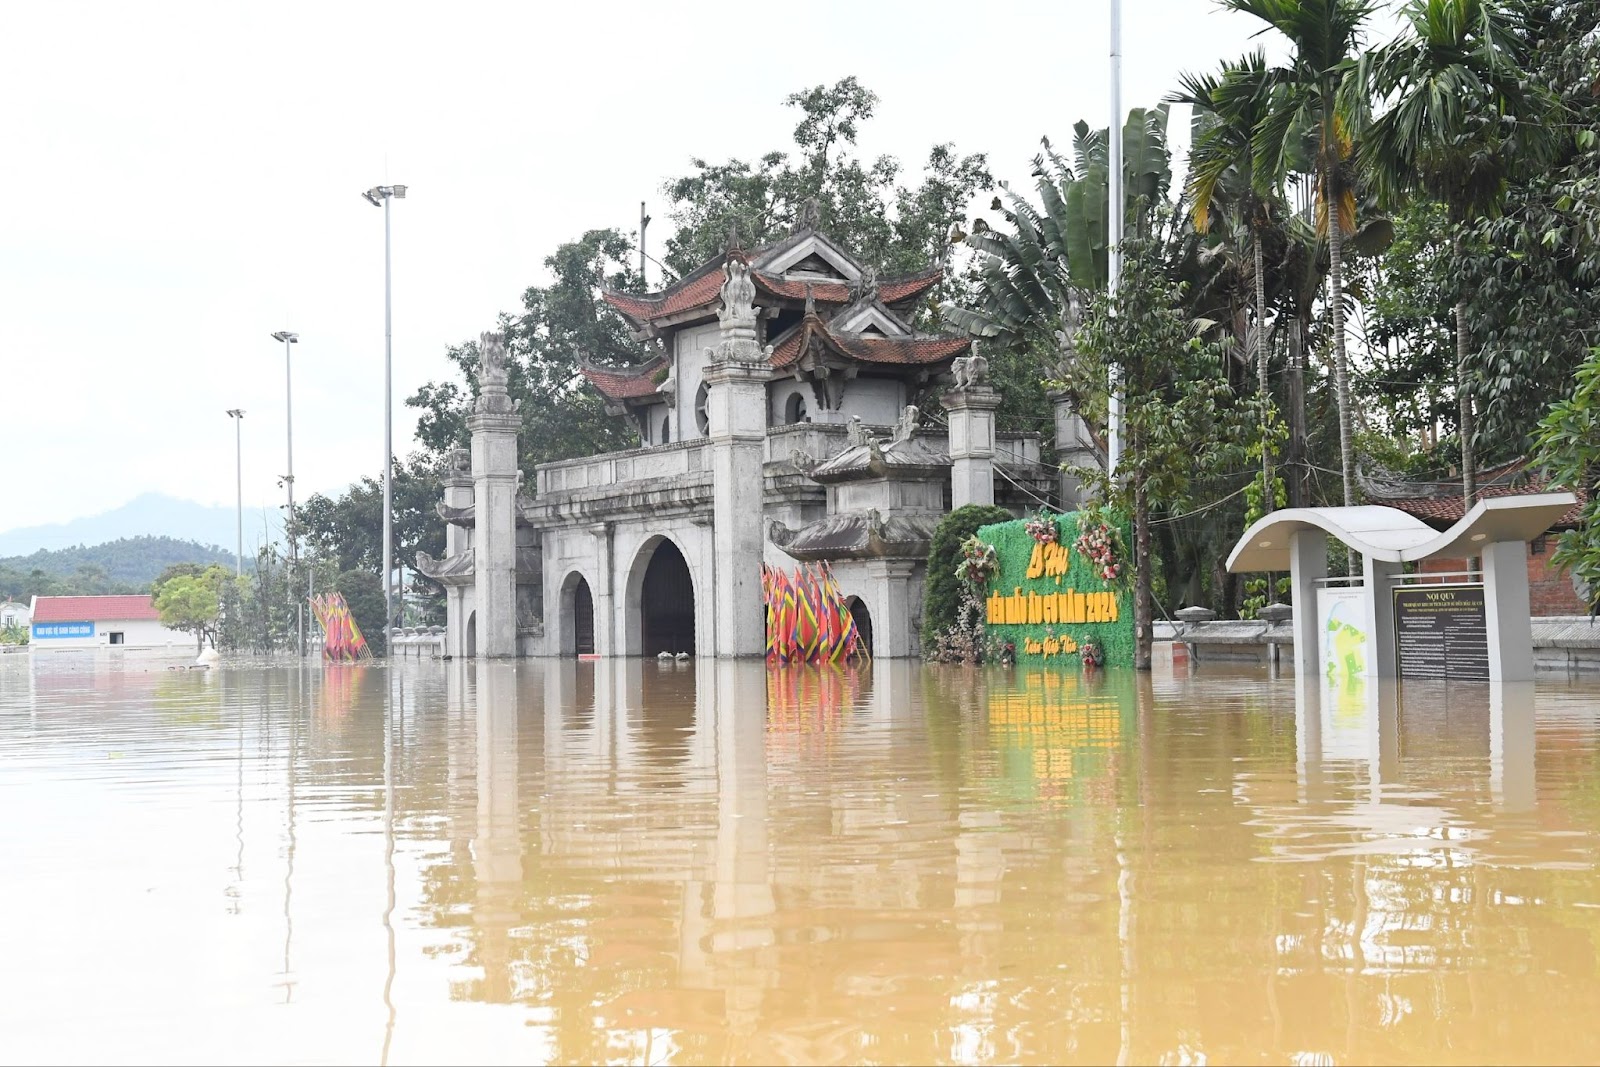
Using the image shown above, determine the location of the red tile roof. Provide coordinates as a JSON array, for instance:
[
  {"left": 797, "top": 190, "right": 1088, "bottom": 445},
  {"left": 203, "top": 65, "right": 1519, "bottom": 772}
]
[
  {"left": 769, "top": 319, "right": 968, "bottom": 369},
  {"left": 33, "top": 595, "right": 159, "bottom": 622},
  {"left": 601, "top": 259, "right": 944, "bottom": 326},
  {"left": 755, "top": 267, "right": 943, "bottom": 306},
  {"left": 601, "top": 268, "right": 726, "bottom": 323},
  {"left": 579, "top": 358, "right": 666, "bottom": 402},
  {"left": 1381, "top": 479, "right": 1587, "bottom": 528}
]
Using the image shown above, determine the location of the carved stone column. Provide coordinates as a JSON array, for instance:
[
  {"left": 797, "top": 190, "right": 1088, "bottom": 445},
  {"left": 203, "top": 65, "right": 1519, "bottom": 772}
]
[
  {"left": 469, "top": 332, "right": 522, "bottom": 658},
  {"left": 944, "top": 383, "right": 1001, "bottom": 508},
  {"left": 704, "top": 254, "right": 769, "bottom": 657},
  {"left": 441, "top": 448, "right": 473, "bottom": 660}
]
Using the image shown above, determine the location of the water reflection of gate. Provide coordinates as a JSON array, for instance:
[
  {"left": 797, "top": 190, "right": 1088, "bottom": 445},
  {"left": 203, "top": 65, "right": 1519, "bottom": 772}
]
[{"left": 987, "top": 669, "right": 1134, "bottom": 805}]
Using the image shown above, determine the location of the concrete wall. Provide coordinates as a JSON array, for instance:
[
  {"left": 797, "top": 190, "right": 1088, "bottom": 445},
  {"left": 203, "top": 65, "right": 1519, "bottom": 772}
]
[
  {"left": 30, "top": 617, "right": 187, "bottom": 650},
  {"left": 674, "top": 323, "right": 721, "bottom": 440},
  {"left": 837, "top": 376, "right": 905, "bottom": 425}
]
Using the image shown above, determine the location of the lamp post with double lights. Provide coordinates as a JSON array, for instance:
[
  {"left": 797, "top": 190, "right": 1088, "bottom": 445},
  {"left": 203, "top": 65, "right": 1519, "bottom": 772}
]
[
  {"left": 226, "top": 409, "right": 245, "bottom": 577},
  {"left": 271, "top": 330, "right": 304, "bottom": 658},
  {"left": 362, "top": 184, "right": 405, "bottom": 655}
]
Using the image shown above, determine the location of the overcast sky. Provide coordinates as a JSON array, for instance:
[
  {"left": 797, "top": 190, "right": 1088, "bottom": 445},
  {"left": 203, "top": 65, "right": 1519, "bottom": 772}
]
[{"left": 1, "top": 0, "right": 1341, "bottom": 530}]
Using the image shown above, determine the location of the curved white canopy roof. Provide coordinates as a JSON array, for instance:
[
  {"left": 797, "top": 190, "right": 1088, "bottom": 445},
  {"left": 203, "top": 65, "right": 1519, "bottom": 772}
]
[{"left": 1227, "top": 493, "right": 1577, "bottom": 573}]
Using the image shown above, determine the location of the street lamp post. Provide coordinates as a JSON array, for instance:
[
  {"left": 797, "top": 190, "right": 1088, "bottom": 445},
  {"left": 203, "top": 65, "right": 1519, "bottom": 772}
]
[
  {"left": 226, "top": 409, "right": 245, "bottom": 576},
  {"left": 271, "top": 330, "right": 303, "bottom": 658},
  {"left": 362, "top": 184, "right": 406, "bottom": 656},
  {"left": 1107, "top": 0, "right": 1124, "bottom": 477}
]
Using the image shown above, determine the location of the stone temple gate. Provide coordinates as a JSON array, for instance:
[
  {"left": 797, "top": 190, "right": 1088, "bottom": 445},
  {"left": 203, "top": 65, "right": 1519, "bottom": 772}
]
[{"left": 417, "top": 218, "right": 1065, "bottom": 658}]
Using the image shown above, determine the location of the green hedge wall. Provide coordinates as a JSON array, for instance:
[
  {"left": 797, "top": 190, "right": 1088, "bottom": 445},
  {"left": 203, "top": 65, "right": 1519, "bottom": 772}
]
[
  {"left": 977, "top": 512, "right": 1135, "bottom": 668},
  {"left": 921, "top": 504, "right": 1015, "bottom": 650}
]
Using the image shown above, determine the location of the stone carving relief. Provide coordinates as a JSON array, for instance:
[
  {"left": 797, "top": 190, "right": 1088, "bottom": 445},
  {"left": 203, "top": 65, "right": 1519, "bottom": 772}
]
[
  {"left": 950, "top": 343, "right": 991, "bottom": 391},
  {"left": 893, "top": 405, "right": 920, "bottom": 444},
  {"left": 474, "top": 330, "right": 520, "bottom": 414}
]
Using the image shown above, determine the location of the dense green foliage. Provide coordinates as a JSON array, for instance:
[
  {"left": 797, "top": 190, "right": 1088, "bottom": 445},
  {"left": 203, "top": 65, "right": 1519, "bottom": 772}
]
[
  {"left": 921, "top": 504, "right": 1012, "bottom": 652},
  {"left": 1536, "top": 348, "right": 1600, "bottom": 611},
  {"left": 154, "top": 565, "right": 232, "bottom": 654},
  {"left": 337, "top": 570, "right": 387, "bottom": 655},
  {"left": 0, "top": 536, "right": 236, "bottom": 601}
]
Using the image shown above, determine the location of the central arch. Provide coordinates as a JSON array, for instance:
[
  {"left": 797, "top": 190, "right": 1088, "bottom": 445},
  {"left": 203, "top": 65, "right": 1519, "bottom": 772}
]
[{"left": 626, "top": 536, "right": 697, "bottom": 656}]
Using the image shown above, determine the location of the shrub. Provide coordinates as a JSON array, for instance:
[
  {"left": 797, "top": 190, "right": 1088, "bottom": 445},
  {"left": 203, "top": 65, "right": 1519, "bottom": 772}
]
[{"left": 921, "top": 504, "right": 1012, "bottom": 652}]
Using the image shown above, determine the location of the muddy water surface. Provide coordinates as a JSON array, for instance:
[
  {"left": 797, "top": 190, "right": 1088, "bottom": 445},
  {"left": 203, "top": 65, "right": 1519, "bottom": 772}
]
[{"left": 4, "top": 653, "right": 1600, "bottom": 1065}]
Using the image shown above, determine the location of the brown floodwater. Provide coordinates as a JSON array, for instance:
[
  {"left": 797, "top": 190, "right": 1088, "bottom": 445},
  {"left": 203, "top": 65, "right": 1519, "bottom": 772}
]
[{"left": 4, "top": 652, "right": 1600, "bottom": 1065}]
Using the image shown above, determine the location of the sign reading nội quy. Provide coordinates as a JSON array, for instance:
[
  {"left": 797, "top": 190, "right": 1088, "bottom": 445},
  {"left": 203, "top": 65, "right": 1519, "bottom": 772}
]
[{"left": 977, "top": 512, "right": 1135, "bottom": 667}]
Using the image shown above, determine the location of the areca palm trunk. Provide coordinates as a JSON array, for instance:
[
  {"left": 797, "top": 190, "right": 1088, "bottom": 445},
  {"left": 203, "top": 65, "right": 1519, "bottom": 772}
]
[
  {"left": 1455, "top": 231, "right": 1476, "bottom": 512},
  {"left": 1326, "top": 158, "right": 1358, "bottom": 571},
  {"left": 1255, "top": 225, "right": 1272, "bottom": 511}
]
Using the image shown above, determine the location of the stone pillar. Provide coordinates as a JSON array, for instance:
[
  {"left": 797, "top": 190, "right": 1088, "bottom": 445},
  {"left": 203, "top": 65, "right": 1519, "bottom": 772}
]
[
  {"left": 861, "top": 559, "right": 921, "bottom": 658},
  {"left": 588, "top": 522, "right": 616, "bottom": 657},
  {"left": 944, "top": 384, "right": 1001, "bottom": 508},
  {"left": 1049, "top": 389, "right": 1099, "bottom": 508},
  {"left": 1483, "top": 538, "right": 1535, "bottom": 682},
  {"left": 1362, "top": 554, "right": 1403, "bottom": 678},
  {"left": 440, "top": 449, "right": 473, "bottom": 660},
  {"left": 468, "top": 332, "right": 521, "bottom": 658},
  {"left": 1287, "top": 528, "right": 1327, "bottom": 680},
  {"left": 703, "top": 254, "right": 769, "bottom": 657}
]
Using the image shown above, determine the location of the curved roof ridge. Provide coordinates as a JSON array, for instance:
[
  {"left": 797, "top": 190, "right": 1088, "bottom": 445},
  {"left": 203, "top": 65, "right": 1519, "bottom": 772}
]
[{"left": 1228, "top": 494, "right": 1579, "bottom": 573}]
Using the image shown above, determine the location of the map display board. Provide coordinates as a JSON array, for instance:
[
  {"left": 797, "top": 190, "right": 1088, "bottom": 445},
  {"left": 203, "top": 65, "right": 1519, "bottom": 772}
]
[
  {"left": 1317, "top": 585, "right": 1370, "bottom": 681},
  {"left": 1392, "top": 583, "right": 1489, "bottom": 681}
]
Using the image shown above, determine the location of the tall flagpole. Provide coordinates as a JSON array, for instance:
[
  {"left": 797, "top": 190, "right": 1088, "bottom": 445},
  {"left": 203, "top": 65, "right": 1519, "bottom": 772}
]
[{"left": 1107, "top": 0, "right": 1125, "bottom": 477}]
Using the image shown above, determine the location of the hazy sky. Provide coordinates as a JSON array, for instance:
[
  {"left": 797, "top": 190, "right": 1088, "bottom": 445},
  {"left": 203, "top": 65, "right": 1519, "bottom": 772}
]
[{"left": 2, "top": 0, "right": 1337, "bottom": 530}]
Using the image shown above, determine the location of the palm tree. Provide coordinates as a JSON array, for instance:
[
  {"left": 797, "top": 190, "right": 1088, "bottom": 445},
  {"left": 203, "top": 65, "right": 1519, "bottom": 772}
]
[
  {"left": 1226, "top": 0, "right": 1375, "bottom": 519},
  {"left": 1172, "top": 51, "right": 1282, "bottom": 511},
  {"left": 1361, "top": 0, "right": 1554, "bottom": 513}
]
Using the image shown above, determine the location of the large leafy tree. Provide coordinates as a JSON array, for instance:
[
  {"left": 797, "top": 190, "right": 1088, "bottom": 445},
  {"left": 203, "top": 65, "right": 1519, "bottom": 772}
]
[
  {"left": 1228, "top": 0, "right": 1375, "bottom": 515},
  {"left": 1362, "top": 0, "right": 1557, "bottom": 510},
  {"left": 661, "top": 77, "right": 990, "bottom": 294},
  {"left": 1458, "top": 0, "right": 1600, "bottom": 450},
  {"left": 1173, "top": 52, "right": 1283, "bottom": 511},
  {"left": 1068, "top": 229, "right": 1259, "bottom": 668}
]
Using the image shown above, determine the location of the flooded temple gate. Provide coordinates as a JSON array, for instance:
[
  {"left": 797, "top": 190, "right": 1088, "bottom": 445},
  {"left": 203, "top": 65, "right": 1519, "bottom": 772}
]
[{"left": 5, "top": 654, "right": 1600, "bottom": 1064}]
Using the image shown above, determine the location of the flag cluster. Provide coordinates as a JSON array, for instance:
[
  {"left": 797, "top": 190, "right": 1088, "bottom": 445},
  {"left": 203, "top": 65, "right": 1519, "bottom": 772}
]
[
  {"left": 762, "top": 562, "right": 867, "bottom": 665},
  {"left": 311, "top": 592, "right": 373, "bottom": 663}
]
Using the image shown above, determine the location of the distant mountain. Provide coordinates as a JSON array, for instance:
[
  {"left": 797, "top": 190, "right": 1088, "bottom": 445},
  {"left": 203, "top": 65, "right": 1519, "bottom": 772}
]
[
  {"left": 0, "top": 536, "right": 241, "bottom": 592},
  {"left": 0, "top": 492, "right": 283, "bottom": 557}
]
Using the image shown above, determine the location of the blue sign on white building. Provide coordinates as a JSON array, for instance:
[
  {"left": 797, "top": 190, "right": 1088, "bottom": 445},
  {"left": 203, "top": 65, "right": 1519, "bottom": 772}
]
[{"left": 33, "top": 621, "right": 94, "bottom": 640}]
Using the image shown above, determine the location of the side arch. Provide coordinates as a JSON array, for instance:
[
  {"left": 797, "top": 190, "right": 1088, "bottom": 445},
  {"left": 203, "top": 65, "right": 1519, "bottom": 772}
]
[{"left": 558, "top": 570, "right": 596, "bottom": 657}]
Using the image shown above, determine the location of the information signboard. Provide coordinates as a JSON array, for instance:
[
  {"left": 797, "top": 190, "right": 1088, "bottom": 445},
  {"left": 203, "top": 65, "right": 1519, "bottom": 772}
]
[
  {"left": 32, "top": 621, "right": 94, "bottom": 640},
  {"left": 1392, "top": 583, "right": 1489, "bottom": 681}
]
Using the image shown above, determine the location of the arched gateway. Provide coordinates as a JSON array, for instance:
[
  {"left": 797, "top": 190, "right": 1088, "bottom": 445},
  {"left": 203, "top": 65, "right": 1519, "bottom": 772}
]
[{"left": 630, "top": 538, "right": 696, "bottom": 656}]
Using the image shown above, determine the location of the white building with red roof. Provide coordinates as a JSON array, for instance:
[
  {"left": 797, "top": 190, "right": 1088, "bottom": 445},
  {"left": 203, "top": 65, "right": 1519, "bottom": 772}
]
[
  {"left": 417, "top": 217, "right": 1056, "bottom": 660},
  {"left": 28, "top": 594, "right": 186, "bottom": 649}
]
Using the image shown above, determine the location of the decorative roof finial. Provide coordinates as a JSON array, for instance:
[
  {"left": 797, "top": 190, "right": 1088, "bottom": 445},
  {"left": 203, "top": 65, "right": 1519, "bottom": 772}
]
[
  {"left": 803, "top": 284, "right": 816, "bottom": 317},
  {"left": 794, "top": 197, "right": 822, "bottom": 233},
  {"left": 856, "top": 265, "right": 879, "bottom": 304},
  {"left": 725, "top": 219, "right": 743, "bottom": 252}
]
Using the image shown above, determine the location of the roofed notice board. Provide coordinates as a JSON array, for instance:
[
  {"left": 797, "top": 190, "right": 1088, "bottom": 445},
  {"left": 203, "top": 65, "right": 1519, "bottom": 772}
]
[{"left": 1393, "top": 583, "right": 1489, "bottom": 681}]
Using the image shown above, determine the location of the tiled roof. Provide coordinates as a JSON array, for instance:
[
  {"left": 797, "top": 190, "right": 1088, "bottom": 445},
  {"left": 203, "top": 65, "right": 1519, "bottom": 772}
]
[
  {"left": 769, "top": 320, "right": 968, "bottom": 369},
  {"left": 755, "top": 267, "right": 943, "bottom": 306},
  {"left": 579, "top": 357, "right": 666, "bottom": 402},
  {"left": 601, "top": 266, "right": 726, "bottom": 323},
  {"left": 1384, "top": 483, "right": 1586, "bottom": 528},
  {"left": 32, "top": 595, "right": 160, "bottom": 622},
  {"left": 601, "top": 256, "right": 943, "bottom": 326}
]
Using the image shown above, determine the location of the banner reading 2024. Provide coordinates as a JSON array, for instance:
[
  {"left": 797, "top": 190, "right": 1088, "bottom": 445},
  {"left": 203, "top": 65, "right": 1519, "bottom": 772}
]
[{"left": 978, "top": 512, "right": 1135, "bottom": 667}]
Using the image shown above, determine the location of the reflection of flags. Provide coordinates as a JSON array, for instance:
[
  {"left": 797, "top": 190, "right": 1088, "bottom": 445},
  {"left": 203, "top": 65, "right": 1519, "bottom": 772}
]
[
  {"left": 761, "top": 562, "right": 866, "bottom": 665},
  {"left": 310, "top": 593, "right": 372, "bottom": 662}
]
